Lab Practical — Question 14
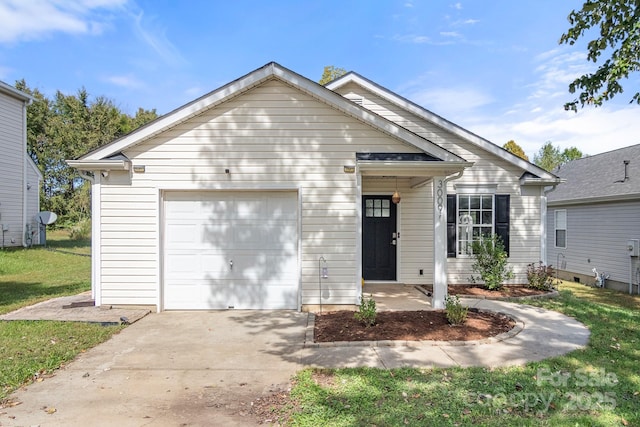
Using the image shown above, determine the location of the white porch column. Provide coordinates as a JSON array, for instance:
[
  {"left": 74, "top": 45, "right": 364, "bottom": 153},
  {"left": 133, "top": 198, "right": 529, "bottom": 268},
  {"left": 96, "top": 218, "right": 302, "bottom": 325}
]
[{"left": 432, "top": 176, "right": 447, "bottom": 309}]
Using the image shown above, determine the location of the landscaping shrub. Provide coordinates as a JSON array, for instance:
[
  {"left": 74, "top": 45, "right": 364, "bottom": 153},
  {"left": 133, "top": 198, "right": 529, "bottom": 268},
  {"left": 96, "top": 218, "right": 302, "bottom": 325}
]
[
  {"left": 526, "top": 261, "right": 555, "bottom": 290},
  {"left": 444, "top": 294, "right": 468, "bottom": 325},
  {"left": 354, "top": 294, "right": 377, "bottom": 327},
  {"left": 68, "top": 218, "right": 91, "bottom": 240},
  {"left": 470, "top": 233, "right": 514, "bottom": 290}
]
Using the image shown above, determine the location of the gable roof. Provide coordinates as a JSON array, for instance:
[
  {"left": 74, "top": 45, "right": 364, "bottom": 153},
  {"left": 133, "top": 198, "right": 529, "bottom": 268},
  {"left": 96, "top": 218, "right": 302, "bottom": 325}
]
[
  {"left": 75, "top": 62, "right": 466, "bottom": 165},
  {"left": 326, "top": 72, "right": 560, "bottom": 184},
  {"left": 547, "top": 144, "right": 640, "bottom": 206}
]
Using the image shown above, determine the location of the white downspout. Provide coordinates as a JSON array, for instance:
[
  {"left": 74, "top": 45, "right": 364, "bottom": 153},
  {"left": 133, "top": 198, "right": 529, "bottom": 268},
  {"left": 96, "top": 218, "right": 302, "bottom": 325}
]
[
  {"left": 541, "top": 184, "right": 559, "bottom": 265},
  {"left": 21, "top": 100, "right": 30, "bottom": 247},
  {"left": 77, "top": 171, "right": 101, "bottom": 304}
]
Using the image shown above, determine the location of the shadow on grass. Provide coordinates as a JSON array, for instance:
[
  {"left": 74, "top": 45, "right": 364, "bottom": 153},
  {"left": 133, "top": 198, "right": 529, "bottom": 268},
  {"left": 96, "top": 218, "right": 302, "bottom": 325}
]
[{"left": 0, "top": 281, "right": 89, "bottom": 314}]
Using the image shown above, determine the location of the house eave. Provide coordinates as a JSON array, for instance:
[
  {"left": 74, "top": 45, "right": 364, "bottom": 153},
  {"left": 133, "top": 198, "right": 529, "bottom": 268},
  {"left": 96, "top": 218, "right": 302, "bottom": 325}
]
[
  {"left": 548, "top": 193, "right": 640, "bottom": 207},
  {"left": 357, "top": 160, "right": 473, "bottom": 177}
]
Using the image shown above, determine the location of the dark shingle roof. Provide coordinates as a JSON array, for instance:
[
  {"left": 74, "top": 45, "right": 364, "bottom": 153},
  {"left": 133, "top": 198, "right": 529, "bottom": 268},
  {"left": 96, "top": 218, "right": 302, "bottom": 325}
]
[{"left": 548, "top": 144, "right": 640, "bottom": 204}]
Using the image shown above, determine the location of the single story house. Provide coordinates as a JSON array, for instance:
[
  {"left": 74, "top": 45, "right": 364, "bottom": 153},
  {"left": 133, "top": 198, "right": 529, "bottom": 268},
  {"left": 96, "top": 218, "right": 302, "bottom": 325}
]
[
  {"left": 0, "top": 80, "right": 42, "bottom": 248},
  {"left": 68, "top": 62, "right": 561, "bottom": 311},
  {"left": 547, "top": 144, "right": 640, "bottom": 293}
]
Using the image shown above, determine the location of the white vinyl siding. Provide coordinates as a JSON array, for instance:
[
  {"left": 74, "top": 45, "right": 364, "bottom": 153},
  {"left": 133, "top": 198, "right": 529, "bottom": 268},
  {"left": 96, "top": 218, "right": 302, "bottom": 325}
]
[
  {"left": 547, "top": 200, "right": 640, "bottom": 284},
  {"left": 100, "top": 79, "right": 422, "bottom": 307},
  {"left": 335, "top": 83, "right": 541, "bottom": 284},
  {"left": 0, "top": 91, "right": 26, "bottom": 247},
  {"left": 555, "top": 210, "right": 567, "bottom": 248}
]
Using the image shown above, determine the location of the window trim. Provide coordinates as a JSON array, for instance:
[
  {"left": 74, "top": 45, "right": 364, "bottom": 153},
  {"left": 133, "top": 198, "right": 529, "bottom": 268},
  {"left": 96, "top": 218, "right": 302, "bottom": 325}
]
[{"left": 554, "top": 209, "right": 567, "bottom": 249}]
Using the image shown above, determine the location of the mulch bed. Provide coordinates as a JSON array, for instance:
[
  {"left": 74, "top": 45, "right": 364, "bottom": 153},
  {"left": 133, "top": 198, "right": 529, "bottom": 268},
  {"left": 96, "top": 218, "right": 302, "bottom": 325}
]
[
  {"left": 421, "top": 285, "right": 553, "bottom": 299},
  {"left": 314, "top": 309, "right": 515, "bottom": 342}
]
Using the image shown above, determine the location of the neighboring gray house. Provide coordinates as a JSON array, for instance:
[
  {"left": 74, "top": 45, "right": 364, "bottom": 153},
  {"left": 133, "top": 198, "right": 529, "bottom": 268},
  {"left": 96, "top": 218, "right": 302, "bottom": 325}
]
[
  {"left": 0, "top": 80, "right": 42, "bottom": 248},
  {"left": 68, "top": 62, "right": 561, "bottom": 311},
  {"left": 547, "top": 144, "right": 640, "bottom": 293}
]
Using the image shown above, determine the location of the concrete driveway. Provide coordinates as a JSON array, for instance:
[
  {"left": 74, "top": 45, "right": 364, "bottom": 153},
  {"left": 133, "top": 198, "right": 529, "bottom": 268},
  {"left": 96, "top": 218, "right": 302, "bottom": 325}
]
[{"left": 2, "top": 311, "right": 309, "bottom": 426}]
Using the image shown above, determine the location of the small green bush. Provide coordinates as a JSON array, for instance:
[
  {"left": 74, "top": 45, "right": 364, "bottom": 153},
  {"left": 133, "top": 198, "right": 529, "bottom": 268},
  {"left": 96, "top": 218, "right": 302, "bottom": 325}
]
[
  {"left": 470, "top": 234, "right": 514, "bottom": 290},
  {"left": 354, "top": 295, "right": 377, "bottom": 327},
  {"left": 526, "top": 261, "right": 555, "bottom": 290},
  {"left": 445, "top": 295, "right": 468, "bottom": 325},
  {"left": 68, "top": 218, "right": 91, "bottom": 240}
]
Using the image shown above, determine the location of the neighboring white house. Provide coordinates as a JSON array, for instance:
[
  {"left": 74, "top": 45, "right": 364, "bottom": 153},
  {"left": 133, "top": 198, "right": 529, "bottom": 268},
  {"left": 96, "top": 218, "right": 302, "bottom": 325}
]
[
  {"left": 68, "top": 62, "right": 561, "bottom": 311},
  {"left": 547, "top": 144, "right": 640, "bottom": 293},
  {"left": 0, "top": 80, "right": 41, "bottom": 248}
]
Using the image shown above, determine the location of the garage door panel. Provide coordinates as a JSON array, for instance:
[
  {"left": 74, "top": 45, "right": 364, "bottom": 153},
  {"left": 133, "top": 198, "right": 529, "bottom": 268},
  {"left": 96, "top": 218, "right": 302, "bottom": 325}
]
[{"left": 163, "top": 191, "right": 298, "bottom": 310}]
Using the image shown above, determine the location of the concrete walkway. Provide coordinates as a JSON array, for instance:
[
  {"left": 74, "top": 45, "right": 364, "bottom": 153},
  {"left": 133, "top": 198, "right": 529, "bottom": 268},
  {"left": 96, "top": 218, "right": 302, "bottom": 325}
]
[{"left": 0, "top": 286, "right": 590, "bottom": 426}]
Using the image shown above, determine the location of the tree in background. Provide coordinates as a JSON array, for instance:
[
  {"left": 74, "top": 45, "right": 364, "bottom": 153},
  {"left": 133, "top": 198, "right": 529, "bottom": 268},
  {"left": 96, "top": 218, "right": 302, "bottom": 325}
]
[
  {"left": 15, "top": 80, "right": 158, "bottom": 225},
  {"left": 560, "top": 0, "right": 640, "bottom": 111},
  {"left": 533, "top": 141, "right": 584, "bottom": 172},
  {"left": 503, "top": 140, "right": 529, "bottom": 161},
  {"left": 319, "top": 66, "right": 347, "bottom": 85}
]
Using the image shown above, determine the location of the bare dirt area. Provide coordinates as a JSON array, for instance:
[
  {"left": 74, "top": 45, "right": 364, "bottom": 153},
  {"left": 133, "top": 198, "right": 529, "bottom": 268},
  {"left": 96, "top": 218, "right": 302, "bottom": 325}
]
[
  {"left": 314, "top": 309, "right": 515, "bottom": 342},
  {"left": 422, "top": 285, "right": 553, "bottom": 299}
]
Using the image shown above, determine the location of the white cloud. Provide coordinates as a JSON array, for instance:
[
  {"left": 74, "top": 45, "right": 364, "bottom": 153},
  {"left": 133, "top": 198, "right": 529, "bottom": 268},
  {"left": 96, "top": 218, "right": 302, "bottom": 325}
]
[
  {"left": 391, "top": 34, "right": 431, "bottom": 44},
  {"left": 130, "top": 10, "right": 185, "bottom": 66},
  {"left": 104, "top": 74, "right": 143, "bottom": 88},
  {"left": 409, "top": 86, "right": 494, "bottom": 117},
  {"left": 0, "top": 0, "right": 127, "bottom": 43},
  {"left": 452, "top": 2, "right": 463, "bottom": 10},
  {"left": 472, "top": 106, "right": 640, "bottom": 159}
]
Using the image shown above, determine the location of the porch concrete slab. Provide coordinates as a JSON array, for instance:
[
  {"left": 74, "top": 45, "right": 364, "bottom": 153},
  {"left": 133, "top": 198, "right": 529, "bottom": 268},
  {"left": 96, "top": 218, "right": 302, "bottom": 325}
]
[
  {"left": 0, "top": 292, "right": 151, "bottom": 325},
  {"left": 364, "top": 283, "right": 432, "bottom": 310}
]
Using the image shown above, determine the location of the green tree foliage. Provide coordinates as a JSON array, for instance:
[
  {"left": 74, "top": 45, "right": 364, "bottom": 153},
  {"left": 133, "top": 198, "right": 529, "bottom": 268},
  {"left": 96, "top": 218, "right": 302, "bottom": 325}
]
[
  {"left": 533, "top": 141, "right": 584, "bottom": 172},
  {"left": 14, "top": 80, "right": 158, "bottom": 224},
  {"left": 560, "top": 0, "right": 640, "bottom": 111},
  {"left": 319, "top": 65, "right": 347, "bottom": 85},
  {"left": 503, "top": 140, "right": 529, "bottom": 161}
]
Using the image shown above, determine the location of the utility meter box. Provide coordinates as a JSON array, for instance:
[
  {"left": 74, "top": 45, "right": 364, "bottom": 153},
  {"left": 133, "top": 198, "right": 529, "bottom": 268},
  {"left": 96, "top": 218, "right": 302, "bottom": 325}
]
[{"left": 628, "top": 239, "right": 640, "bottom": 257}]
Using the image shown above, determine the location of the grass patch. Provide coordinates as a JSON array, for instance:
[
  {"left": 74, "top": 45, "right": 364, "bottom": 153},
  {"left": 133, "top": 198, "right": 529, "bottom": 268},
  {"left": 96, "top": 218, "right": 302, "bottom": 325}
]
[
  {"left": 0, "top": 230, "right": 123, "bottom": 402},
  {"left": 284, "top": 282, "right": 640, "bottom": 426},
  {"left": 0, "top": 230, "right": 91, "bottom": 314}
]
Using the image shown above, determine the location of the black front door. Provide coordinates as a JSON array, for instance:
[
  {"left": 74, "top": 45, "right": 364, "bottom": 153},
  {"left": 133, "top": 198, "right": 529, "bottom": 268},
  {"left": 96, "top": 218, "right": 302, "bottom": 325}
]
[{"left": 362, "top": 196, "right": 397, "bottom": 280}]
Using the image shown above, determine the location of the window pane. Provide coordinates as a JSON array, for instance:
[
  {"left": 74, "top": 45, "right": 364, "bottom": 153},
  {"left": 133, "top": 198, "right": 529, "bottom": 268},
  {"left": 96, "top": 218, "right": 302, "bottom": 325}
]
[
  {"left": 459, "top": 196, "right": 469, "bottom": 210},
  {"left": 374, "top": 199, "right": 381, "bottom": 208},
  {"left": 482, "top": 211, "right": 492, "bottom": 224},
  {"left": 366, "top": 199, "right": 373, "bottom": 208},
  {"left": 481, "top": 195, "right": 493, "bottom": 209},
  {"left": 366, "top": 208, "right": 373, "bottom": 217},
  {"left": 472, "top": 211, "right": 480, "bottom": 224},
  {"left": 374, "top": 208, "right": 381, "bottom": 217},
  {"left": 470, "top": 196, "right": 480, "bottom": 209},
  {"left": 382, "top": 199, "right": 390, "bottom": 208},
  {"left": 381, "top": 208, "right": 390, "bottom": 217},
  {"left": 556, "top": 230, "right": 566, "bottom": 248}
]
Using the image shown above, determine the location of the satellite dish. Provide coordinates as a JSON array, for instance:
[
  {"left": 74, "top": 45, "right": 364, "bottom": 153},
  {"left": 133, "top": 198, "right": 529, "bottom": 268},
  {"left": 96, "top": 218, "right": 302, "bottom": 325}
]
[{"left": 37, "top": 211, "right": 58, "bottom": 225}]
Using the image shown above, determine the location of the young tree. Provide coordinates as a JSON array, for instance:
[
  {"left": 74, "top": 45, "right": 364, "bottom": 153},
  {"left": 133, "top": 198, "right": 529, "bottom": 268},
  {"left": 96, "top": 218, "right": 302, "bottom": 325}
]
[
  {"left": 560, "top": 0, "right": 640, "bottom": 111},
  {"left": 533, "top": 141, "right": 584, "bottom": 171},
  {"left": 319, "top": 65, "right": 347, "bottom": 85},
  {"left": 503, "top": 140, "right": 529, "bottom": 161}
]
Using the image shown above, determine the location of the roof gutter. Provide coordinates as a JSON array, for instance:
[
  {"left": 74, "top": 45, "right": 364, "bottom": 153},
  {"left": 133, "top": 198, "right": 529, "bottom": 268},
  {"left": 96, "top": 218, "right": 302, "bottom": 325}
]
[{"left": 66, "top": 159, "right": 131, "bottom": 172}]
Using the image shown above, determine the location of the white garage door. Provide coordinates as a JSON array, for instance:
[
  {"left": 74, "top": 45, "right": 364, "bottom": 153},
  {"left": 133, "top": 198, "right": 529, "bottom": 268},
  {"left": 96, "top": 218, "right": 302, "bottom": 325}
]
[{"left": 163, "top": 191, "right": 298, "bottom": 310}]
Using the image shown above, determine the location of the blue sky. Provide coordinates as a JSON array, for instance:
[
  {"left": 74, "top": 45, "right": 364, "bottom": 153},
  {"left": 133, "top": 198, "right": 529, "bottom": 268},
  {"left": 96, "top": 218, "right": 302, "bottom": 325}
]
[{"left": 1, "top": 0, "right": 639, "bottom": 159}]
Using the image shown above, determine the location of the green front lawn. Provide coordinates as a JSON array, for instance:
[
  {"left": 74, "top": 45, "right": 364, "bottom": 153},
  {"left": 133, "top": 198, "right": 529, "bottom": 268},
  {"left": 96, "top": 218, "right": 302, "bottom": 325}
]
[
  {"left": 0, "top": 231, "right": 123, "bottom": 402},
  {"left": 284, "top": 283, "right": 640, "bottom": 426}
]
